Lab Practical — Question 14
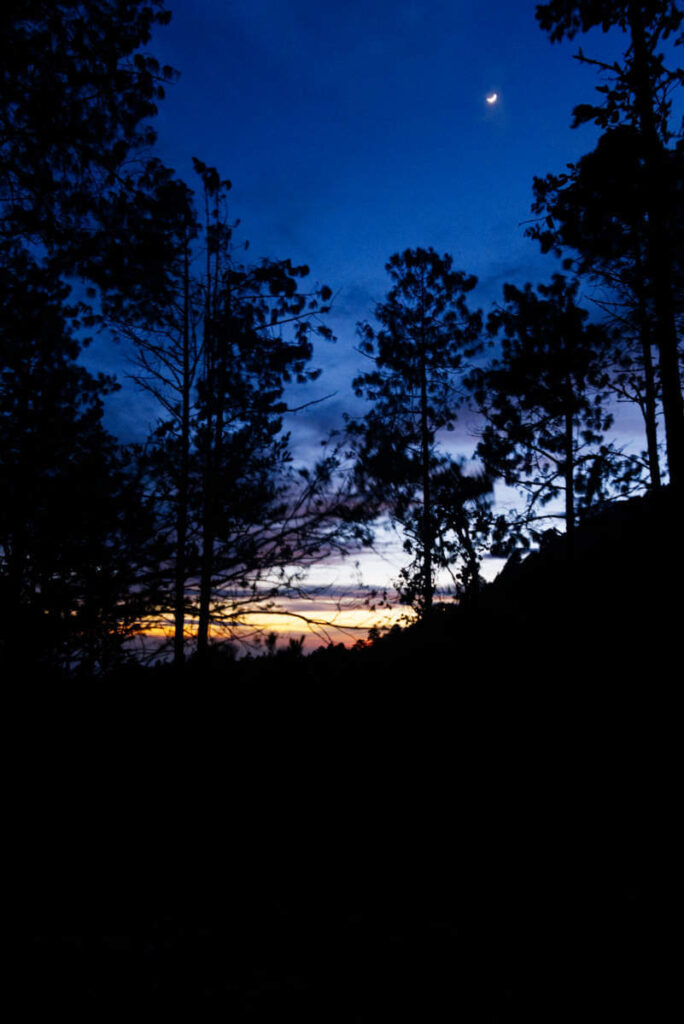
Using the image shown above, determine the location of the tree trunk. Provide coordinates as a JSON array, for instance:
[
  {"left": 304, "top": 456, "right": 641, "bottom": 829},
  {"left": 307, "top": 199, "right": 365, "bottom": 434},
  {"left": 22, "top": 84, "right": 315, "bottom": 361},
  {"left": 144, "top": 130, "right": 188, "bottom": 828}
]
[
  {"left": 564, "top": 381, "right": 575, "bottom": 563},
  {"left": 419, "top": 337, "right": 433, "bottom": 617},
  {"left": 629, "top": 2, "right": 684, "bottom": 490},
  {"left": 196, "top": 503, "right": 214, "bottom": 657},
  {"left": 197, "top": 242, "right": 229, "bottom": 660},
  {"left": 173, "top": 238, "right": 191, "bottom": 669},
  {"left": 634, "top": 263, "right": 661, "bottom": 490},
  {"left": 196, "top": 234, "right": 217, "bottom": 660}
]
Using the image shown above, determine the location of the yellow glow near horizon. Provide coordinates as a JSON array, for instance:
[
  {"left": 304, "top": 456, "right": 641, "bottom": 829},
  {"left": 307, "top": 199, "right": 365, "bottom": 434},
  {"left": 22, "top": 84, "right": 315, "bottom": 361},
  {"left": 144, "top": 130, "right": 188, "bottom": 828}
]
[
  {"left": 238, "top": 607, "right": 410, "bottom": 632},
  {"left": 137, "top": 602, "right": 415, "bottom": 647}
]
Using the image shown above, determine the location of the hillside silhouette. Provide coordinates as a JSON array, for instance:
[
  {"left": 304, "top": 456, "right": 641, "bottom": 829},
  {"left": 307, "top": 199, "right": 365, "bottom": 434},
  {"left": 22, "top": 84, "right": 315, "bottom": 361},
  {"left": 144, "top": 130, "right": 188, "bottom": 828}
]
[
  {"left": 121, "top": 483, "right": 680, "bottom": 685},
  {"left": 19, "top": 487, "right": 681, "bottom": 1021}
]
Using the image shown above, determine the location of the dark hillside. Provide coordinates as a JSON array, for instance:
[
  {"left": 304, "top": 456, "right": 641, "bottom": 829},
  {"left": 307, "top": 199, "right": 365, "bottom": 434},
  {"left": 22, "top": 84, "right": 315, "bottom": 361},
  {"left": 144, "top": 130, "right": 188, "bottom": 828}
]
[
  {"left": 125, "top": 485, "right": 679, "bottom": 687},
  {"left": 482, "top": 485, "right": 682, "bottom": 642},
  {"left": 17, "top": 489, "right": 681, "bottom": 1021}
]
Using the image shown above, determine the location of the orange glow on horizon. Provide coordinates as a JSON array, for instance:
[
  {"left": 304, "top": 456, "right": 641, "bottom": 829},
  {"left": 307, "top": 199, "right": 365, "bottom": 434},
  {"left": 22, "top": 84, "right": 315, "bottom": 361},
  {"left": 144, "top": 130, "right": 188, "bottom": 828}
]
[{"left": 137, "top": 601, "right": 415, "bottom": 650}]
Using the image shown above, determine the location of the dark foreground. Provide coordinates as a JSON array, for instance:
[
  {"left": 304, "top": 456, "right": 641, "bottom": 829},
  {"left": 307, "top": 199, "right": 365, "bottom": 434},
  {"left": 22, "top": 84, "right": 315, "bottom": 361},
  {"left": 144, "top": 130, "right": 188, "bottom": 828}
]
[
  {"left": 16, "top": 489, "right": 682, "bottom": 1020},
  {"left": 17, "top": 676, "right": 681, "bottom": 1022}
]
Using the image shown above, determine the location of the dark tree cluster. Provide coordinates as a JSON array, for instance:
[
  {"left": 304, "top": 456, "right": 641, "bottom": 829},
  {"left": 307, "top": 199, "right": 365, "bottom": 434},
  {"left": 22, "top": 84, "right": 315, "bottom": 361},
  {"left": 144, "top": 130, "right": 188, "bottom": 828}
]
[
  {"left": 11, "top": 5, "right": 682, "bottom": 1024},
  {"left": 0, "top": 1, "right": 368, "bottom": 676},
  {"left": 342, "top": 6, "right": 683, "bottom": 613},
  {"left": 1, "top": 0, "right": 682, "bottom": 679},
  {"left": 531, "top": 0, "right": 684, "bottom": 490},
  {"left": 346, "top": 248, "right": 488, "bottom": 616},
  {"left": 1, "top": 0, "right": 178, "bottom": 675},
  {"left": 115, "top": 158, "right": 369, "bottom": 668}
]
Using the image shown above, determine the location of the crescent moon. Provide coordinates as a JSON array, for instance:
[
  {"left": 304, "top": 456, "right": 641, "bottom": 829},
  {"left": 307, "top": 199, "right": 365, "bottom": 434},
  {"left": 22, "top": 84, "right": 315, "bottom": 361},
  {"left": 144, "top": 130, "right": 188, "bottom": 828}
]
[{"left": 486, "top": 92, "right": 498, "bottom": 105}]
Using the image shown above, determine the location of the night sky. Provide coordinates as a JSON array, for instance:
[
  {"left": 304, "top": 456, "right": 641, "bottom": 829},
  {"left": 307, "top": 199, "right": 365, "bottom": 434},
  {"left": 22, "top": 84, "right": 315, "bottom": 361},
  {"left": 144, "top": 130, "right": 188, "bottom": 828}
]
[{"left": 80, "top": 0, "right": 679, "bottom": 636}]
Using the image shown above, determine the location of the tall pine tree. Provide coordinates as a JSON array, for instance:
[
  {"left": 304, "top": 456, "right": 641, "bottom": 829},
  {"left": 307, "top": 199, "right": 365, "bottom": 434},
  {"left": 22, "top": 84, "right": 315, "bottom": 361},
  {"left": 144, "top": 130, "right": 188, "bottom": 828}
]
[
  {"left": 470, "top": 276, "right": 643, "bottom": 558},
  {"left": 534, "top": 0, "right": 684, "bottom": 489},
  {"left": 347, "top": 248, "right": 485, "bottom": 617}
]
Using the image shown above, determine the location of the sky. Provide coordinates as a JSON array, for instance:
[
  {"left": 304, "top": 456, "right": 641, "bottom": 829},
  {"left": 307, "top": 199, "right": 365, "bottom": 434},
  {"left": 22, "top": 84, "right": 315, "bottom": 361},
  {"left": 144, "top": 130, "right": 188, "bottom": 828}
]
[
  {"left": 82, "top": 0, "right": 678, "bottom": 648},
  {"left": 98, "top": 0, "right": 619, "bottom": 439}
]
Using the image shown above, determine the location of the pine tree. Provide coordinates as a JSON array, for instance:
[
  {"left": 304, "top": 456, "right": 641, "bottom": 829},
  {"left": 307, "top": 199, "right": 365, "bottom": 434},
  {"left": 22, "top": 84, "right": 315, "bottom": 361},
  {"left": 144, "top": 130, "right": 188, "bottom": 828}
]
[
  {"left": 470, "top": 275, "right": 644, "bottom": 558},
  {"left": 534, "top": 0, "right": 684, "bottom": 488},
  {"left": 0, "top": 1, "right": 181, "bottom": 674},
  {"left": 119, "top": 162, "right": 365, "bottom": 665},
  {"left": 1, "top": 1, "right": 175, "bottom": 268},
  {"left": 347, "top": 248, "right": 484, "bottom": 617},
  {"left": 528, "top": 128, "right": 680, "bottom": 489},
  {"left": 0, "top": 248, "right": 155, "bottom": 675}
]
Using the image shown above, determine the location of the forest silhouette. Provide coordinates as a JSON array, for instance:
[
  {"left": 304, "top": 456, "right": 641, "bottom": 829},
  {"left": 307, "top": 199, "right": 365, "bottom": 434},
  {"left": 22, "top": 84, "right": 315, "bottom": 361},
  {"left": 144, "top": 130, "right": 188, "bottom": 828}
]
[
  {"left": 5, "top": 2, "right": 682, "bottom": 1019},
  {"left": 1, "top": 0, "right": 682, "bottom": 678}
]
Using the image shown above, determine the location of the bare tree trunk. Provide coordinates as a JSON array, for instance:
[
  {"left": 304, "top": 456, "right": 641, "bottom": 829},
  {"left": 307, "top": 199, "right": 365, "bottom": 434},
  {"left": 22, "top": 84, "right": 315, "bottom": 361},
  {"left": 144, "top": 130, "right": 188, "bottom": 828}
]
[
  {"left": 564, "top": 383, "right": 575, "bottom": 563},
  {"left": 640, "top": 328, "right": 661, "bottom": 490},
  {"left": 196, "top": 210, "right": 217, "bottom": 660},
  {"left": 196, "top": 381, "right": 216, "bottom": 658},
  {"left": 197, "top": 228, "right": 230, "bottom": 660},
  {"left": 173, "top": 238, "right": 191, "bottom": 669},
  {"left": 419, "top": 337, "right": 433, "bottom": 617},
  {"left": 196, "top": 477, "right": 214, "bottom": 658},
  {"left": 629, "top": 2, "right": 684, "bottom": 490},
  {"left": 636, "top": 280, "right": 662, "bottom": 491}
]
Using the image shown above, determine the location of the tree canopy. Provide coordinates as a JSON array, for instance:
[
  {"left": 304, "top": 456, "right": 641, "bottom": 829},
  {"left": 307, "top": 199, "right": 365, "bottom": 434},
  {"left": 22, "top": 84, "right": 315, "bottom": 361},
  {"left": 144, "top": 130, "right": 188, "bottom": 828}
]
[
  {"left": 0, "top": 0, "right": 175, "bottom": 266},
  {"left": 469, "top": 275, "right": 644, "bottom": 556},
  {"left": 118, "top": 160, "right": 369, "bottom": 664},
  {"left": 0, "top": 248, "right": 158, "bottom": 674},
  {"left": 1, "top": 2, "right": 680, "bottom": 673},
  {"left": 347, "top": 248, "right": 486, "bottom": 616},
  {"left": 534, "top": 0, "right": 684, "bottom": 488},
  {"left": 0, "top": 1, "right": 178, "bottom": 672}
]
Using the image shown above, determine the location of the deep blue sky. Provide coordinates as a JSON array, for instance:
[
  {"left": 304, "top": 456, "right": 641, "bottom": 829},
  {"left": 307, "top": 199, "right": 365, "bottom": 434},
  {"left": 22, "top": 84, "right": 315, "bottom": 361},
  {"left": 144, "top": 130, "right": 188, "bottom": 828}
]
[
  {"left": 98, "top": 0, "right": 628, "bottom": 444},
  {"left": 84, "top": 0, "right": 678, "bottom": 601}
]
